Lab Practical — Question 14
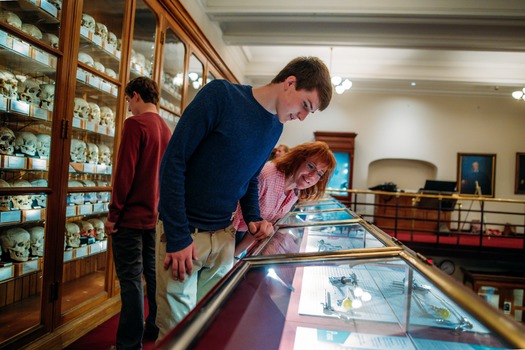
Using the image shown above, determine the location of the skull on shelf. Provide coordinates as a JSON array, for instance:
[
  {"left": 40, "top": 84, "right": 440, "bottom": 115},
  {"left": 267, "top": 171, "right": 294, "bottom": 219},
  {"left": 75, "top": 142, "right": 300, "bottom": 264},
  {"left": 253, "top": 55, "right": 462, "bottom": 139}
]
[
  {"left": 81, "top": 13, "right": 96, "bottom": 32},
  {"left": 99, "top": 107, "right": 115, "bottom": 128},
  {"left": 1, "top": 228, "right": 30, "bottom": 262},
  {"left": 0, "top": 126, "right": 16, "bottom": 155},
  {"left": 42, "top": 33, "right": 59, "bottom": 49},
  {"left": 17, "top": 78, "right": 41, "bottom": 105},
  {"left": 67, "top": 180, "right": 85, "bottom": 205},
  {"left": 38, "top": 83, "right": 55, "bottom": 109},
  {"left": 70, "top": 139, "right": 87, "bottom": 163},
  {"left": 77, "top": 220, "right": 95, "bottom": 238},
  {"left": 9, "top": 179, "right": 34, "bottom": 210},
  {"left": 105, "top": 68, "right": 117, "bottom": 79},
  {"left": 0, "top": 10, "right": 22, "bottom": 29},
  {"left": 88, "top": 102, "right": 101, "bottom": 124},
  {"left": 21, "top": 23, "right": 43, "bottom": 40},
  {"left": 88, "top": 218, "right": 105, "bottom": 240},
  {"left": 29, "top": 226, "right": 45, "bottom": 257},
  {"left": 78, "top": 52, "right": 95, "bottom": 67},
  {"left": 15, "top": 131, "right": 38, "bottom": 156},
  {"left": 35, "top": 133, "right": 51, "bottom": 159},
  {"left": 95, "top": 22, "right": 108, "bottom": 42},
  {"left": 0, "top": 70, "right": 19, "bottom": 99},
  {"left": 73, "top": 97, "right": 90, "bottom": 119},
  {"left": 30, "top": 179, "right": 48, "bottom": 208},
  {"left": 107, "top": 32, "right": 118, "bottom": 47},
  {"left": 97, "top": 143, "right": 112, "bottom": 165},
  {"left": 86, "top": 142, "right": 99, "bottom": 165},
  {"left": 94, "top": 61, "right": 105, "bottom": 73},
  {"left": 132, "top": 52, "right": 146, "bottom": 70},
  {"left": 48, "top": 0, "right": 62, "bottom": 10},
  {"left": 0, "top": 179, "right": 11, "bottom": 211},
  {"left": 65, "top": 222, "right": 81, "bottom": 248}
]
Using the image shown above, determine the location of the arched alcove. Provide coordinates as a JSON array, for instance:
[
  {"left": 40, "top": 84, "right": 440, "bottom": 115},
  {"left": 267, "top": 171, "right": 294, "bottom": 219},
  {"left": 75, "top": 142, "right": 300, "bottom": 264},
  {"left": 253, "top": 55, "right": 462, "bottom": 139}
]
[{"left": 367, "top": 158, "right": 437, "bottom": 191}]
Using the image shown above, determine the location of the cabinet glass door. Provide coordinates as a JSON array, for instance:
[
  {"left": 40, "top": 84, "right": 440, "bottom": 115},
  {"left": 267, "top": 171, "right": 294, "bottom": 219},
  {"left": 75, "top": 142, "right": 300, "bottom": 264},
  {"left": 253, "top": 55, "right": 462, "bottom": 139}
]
[
  {"left": 184, "top": 54, "right": 203, "bottom": 108},
  {"left": 130, "top": 0, "right": 156, "bottom": 80},
  {"left": 61, "top": 0, "right": 124, "bottom": 318},
  {"left": 160, "top": 28, "right": 185, "bottom": 131},
  {"left": 0, "top": 0, "right": 60, "bottom": 342}
]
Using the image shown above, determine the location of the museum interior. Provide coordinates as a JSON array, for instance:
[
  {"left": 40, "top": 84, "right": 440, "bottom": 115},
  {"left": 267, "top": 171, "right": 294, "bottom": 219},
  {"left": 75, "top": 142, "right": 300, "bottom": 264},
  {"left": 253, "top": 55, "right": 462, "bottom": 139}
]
[{"left": 0, "top": 0, "right": 524, "bottom": 349}]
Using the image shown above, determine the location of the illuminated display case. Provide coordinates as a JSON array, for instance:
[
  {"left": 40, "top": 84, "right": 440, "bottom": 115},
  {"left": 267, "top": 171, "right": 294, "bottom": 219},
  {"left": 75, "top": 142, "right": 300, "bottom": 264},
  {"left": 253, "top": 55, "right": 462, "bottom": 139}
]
[
  {"left": 276, "top": 208, "right": 360, "bottom": 227},
  {"left": 291, "top": 198, "right": 346, "bottom": 212}
]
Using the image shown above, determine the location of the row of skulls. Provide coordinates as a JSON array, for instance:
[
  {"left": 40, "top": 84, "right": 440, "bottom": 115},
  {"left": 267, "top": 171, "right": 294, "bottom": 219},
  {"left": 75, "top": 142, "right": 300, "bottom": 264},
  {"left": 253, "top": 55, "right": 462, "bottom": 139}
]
[
  {"left": 70, "top": 140, "right": 112, "bottom": 165},
  {"left": 0, "top": 70, "right": 55, "bottom": 109},
  {"left": 81, "top": 13, "right": 120, "bottom": 50},
  {"left": 0, "top": 9, "right": 60, "bottom": 50},
  {"left": 73, "top": 98, "right": 115, "bottom": 128},
  {"left": 67, "top": 179, "right": 110, "bottom": 205},
  {"left": 0, "top": 226, "right": 44, "bottom": 262},
  {"left": 0, "top": 179, "right": 47, "bottom": 210},
  {"left": 65, "top": 218, "right": 106, "bottom": 248},
  {"left": 0, "top": 127, "right": 50, "bottom": 158},
  {"left": 78, "top": 52, "right": 117, "bottom": 79}
]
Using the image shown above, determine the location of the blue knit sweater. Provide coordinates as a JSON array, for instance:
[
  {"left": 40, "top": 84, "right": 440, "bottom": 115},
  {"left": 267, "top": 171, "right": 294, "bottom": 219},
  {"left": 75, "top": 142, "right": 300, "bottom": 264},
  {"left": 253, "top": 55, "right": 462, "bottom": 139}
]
[{"left": 158, "top": 80, "right": 283, "bottom": 252}]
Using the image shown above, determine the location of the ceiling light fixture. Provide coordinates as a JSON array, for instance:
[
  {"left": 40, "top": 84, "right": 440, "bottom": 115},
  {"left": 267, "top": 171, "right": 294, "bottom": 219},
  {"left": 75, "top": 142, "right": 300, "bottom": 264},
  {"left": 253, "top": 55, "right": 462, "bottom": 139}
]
[
  {"left": 511, "top": 88, "right": 525, "bottom": 101},
  {"left": 329, "top": 47, "right": 352, "bottom": 95}
]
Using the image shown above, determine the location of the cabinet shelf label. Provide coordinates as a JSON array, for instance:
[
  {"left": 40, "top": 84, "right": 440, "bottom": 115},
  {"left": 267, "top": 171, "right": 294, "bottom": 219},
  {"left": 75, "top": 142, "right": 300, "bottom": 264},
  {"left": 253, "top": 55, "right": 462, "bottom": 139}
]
[
  {"left": 0, "top": 97, "right": 7, "bottom": 111},
  {"left": 9, "top": 100, "right": 30, "bottom": 115},
  {"left": 12, "top": 39, "right": 30, "bottom": 57},
  {"left": 40, "top": 0, "right": 58, "bottom": 17}
]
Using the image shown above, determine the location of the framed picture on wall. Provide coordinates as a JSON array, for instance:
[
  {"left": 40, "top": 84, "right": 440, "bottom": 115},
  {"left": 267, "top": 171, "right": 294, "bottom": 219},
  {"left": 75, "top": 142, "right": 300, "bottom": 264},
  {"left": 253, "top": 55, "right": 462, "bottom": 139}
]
[
  {"left": 457, "top": 153, "right": 496, "bottom": 197},
  {"left": 515, "top": 153, "right": 525, "bottom": 194}
]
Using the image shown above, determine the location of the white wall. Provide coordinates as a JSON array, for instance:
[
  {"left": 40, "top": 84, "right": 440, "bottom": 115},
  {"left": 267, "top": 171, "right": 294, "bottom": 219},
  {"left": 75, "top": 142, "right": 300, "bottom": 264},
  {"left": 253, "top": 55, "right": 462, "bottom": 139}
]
[{"left": 278, "top": 91, "right": 525, "bottom": 199}]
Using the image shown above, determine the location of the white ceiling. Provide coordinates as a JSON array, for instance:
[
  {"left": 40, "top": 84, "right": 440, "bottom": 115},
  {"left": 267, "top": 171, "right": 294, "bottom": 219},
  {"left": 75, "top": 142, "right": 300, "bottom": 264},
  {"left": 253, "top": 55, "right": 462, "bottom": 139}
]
[{"left": 193, "top": 0, "right": 525, "bottom": 97}]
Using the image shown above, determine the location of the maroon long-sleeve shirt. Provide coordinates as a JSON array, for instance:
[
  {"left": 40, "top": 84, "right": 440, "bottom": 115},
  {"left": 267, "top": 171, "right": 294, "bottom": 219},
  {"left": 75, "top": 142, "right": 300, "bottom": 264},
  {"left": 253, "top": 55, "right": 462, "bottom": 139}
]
[{"left": 107, "top": 112, "right": 171, "bottom": 229}]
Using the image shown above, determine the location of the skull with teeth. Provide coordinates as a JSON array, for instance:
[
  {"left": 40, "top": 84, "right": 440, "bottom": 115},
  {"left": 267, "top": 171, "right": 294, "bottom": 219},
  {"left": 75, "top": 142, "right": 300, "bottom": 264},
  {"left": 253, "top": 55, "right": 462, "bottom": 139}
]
[
  {"left": 88, "top": 102, "right": 101, "bottom": 124},
  {"left": 81, "top": 13, "right": 96, "bottom": 32},
  {"left": 65, "top": 222, "right": 81, "bottom": 248},
  {"left": 86, "top": 142, "right": 99, "bottom": 165},
  {"left": 15, "top": 131, "right": 38, "bottom": 156},
  {"left": 100, "top": 107, "right": 115, "bottom": 128},
  {"left": 70, "top": 139, "right": 87, "bottom": 163},
  {"left": 1, "top": 228, "right": 31, "bottom": 262},
  {"left": 0, "top": 179, "right": 11, "bottom": 211},
  {"left": 73, "top": 97, "right": 90, "bottom": 119},
  {"left": 0, "top": 126, "right": 16, "bottom": 155},
  {"left": 29, "top": 226, "right": 45, "bottom": 257},
  {"left": 95, "top": 22, "right": 108, "bottom": 42},
  {"left": 38, "top": 84, "right": 55, "bottom": 109},
  {"left": 0, "top": 70, "right": 19, "bottom": 99},
  {"left": 107, "top": 32, "right": 118, "bottom": 47},
  {"left": 42, "top": 33, "right": 59, "bottom": 49},
  {"left": 35, "top": 133, "right": 51, "bottom": 159},
  {"left": 18, "top": 78, "right": 41, "bottom": 105},
  {"left": 67, "top": 180, "right": 85, "bottom": 205},
  {"left": 9, "top": 179, "right": 34, "bottom": 210},
  {"left": 21, "top": 23, "right": 43, "bottom": 40},
  {"left": 0, "top": 10, "right": 22, "bottom": 29},
  {"left": 30, "top": 179, "right": 48, "bottom": 208},
  {"left": 88, "top": 218, "right": 106, "bottom": 240},
  {"left": 97, "top": 143, "right": 112, "bottom": 165},
  {"left": 77, "top": 220, "right": 95, "bottom": 238}
]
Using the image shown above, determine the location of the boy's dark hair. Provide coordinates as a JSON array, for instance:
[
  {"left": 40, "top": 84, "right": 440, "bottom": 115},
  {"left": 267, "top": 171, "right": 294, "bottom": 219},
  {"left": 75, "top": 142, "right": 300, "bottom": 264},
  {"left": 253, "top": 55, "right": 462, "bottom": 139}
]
[
  {"left": 271, "top": 56, "right": 333, "bottom": 111},
  {"left": 125, "top": 76, "right": 159, "bottom": 105}
]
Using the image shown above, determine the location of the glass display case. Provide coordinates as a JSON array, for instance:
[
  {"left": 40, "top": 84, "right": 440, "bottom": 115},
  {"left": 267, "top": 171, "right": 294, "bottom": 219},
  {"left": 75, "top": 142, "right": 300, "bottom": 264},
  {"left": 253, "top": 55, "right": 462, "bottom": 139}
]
[
  {"left": 159, "top": 251, "right": 525, "bottom": 350},
  {"left": 291, "top": 199, "right": 346, "bottom": 212},
  {"left": 276, "top": 208, "right": 360, "bottom": 227}
]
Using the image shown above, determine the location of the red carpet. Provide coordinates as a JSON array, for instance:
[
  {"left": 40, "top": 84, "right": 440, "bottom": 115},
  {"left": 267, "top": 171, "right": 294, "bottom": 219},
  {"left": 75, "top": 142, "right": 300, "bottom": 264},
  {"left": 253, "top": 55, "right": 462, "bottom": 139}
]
[{"left": 65, "top": 299, "right": 155, "bottom": 350}]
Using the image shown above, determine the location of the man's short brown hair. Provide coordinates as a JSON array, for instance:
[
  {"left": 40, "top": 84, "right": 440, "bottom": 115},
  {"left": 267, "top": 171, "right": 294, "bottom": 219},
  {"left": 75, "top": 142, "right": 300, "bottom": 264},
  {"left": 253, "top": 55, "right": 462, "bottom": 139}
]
[{"left": 125, "top": 76, "right": 159, "bottom": 105}]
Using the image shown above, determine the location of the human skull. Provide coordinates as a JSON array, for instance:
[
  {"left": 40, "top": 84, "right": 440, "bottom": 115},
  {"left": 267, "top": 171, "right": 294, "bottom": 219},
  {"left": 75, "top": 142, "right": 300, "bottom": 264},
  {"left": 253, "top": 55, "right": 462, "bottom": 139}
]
[
  {"left": 65, "top": 222, "right": 81, "bottom": 248},
  {"left": 0, "top": 70, "right": 18, "bottom": 99},
  {"left": 29, "top": 226, "right": 45, "bottom": 257},
  {"left": 17, "top": 78, "right": 41, "bottom": 105},
  {"left": 107, "top": 32, "right": 117, "bottom": 47},
  {"left": 30, "top": 179, "right": 48, "bottom": 208},
  {"left": 81, "top": 13, "right": 96, "bottom": 32},
  {"left": 88, "top": 102, "right": 101, "bottom": 123},
  {"left": 88, "top": 218, "right": 105, "bottom": 240},
  {"left": 133, "top": 53, "right": 146, "bottom": 70},
  {"left": 78, "top": 52, "right": 95, "bottom": 67},
  {"left": 100, "top": 107, "right": 115, "bottom": 128},
  {"left": 0, "top": 126, "right": 16, "bottom": 155},
  {"left": 81, "top": 179, "right": 97, "bottom": 204},
  {"left": 86, "top": 142, "right": 99, "bottom": 164},
  {"left": 48, "top": 0, "right": 62, "bottom": 10},
  {"left": 70, "top": 139, "right": 87, "bottom": 163},
  {"left": 42, "top": 33, "right": 59, "bottom": 49},
  {"left": 73, "top": 97, "right": 90, "bottom": 119},
  {"left": 15, "top": 131, "right": 38, "bottom": 156},
  {"left": 35, "top": 134, "right": 51, "bottom": 159},
  {"left": 0, "top": 179, "right": 11, "bottom": 211},
  {"left": 9, "top": 179, "right": 34, "bottom": 210},
  {"left": 38, "top": 84, "right": 55, "bottom": 109},
  {"left": 0, "top": 10, "right": 22, "bottom": 29},
  {"left": 105, "top": 68, "right": 117, "bottom": 79},
  {"left": 94, "top": 61, "right": 105, "bottom": 73},
  {"left": 97, "top": 143, "right": 112, "bottom": 165},
  {"left": 67, "top": 180, "right": 85, "bottom": 205},
  {"left": 1, "top": 228, "right": 30, "bottom": 262},
  {"left": 21, "top": 23, "right": 43, "bottom": 40},
  {"left": 95, "top": 22, "right": 108, "bottom": 42},
  {"left": 77, "top": 220, "right": 95, "bottom": 238}
]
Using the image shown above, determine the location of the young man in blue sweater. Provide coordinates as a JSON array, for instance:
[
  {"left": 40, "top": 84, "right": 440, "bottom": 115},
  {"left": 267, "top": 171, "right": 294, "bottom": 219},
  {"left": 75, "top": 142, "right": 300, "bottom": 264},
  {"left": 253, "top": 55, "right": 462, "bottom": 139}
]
[{"left": 155, "top": 56, "right": 332, "bottom": 340}]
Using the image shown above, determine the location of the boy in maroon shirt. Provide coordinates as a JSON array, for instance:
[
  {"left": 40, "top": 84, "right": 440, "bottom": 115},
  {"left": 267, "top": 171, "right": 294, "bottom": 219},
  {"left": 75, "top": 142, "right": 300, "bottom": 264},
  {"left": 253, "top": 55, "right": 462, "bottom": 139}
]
[{"left": 105, "top": 77, "right": 171, "bottom": 349}]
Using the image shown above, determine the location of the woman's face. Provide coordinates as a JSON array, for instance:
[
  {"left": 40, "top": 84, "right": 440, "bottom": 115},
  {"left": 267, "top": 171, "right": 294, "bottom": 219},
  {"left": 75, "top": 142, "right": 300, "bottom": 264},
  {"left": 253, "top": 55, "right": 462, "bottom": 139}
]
[
  {"left": 291, "top": 158, "right": 328, "bottom": 190},
  {"left": 275, "top": 146, "right": 287, "bottom": 159}
]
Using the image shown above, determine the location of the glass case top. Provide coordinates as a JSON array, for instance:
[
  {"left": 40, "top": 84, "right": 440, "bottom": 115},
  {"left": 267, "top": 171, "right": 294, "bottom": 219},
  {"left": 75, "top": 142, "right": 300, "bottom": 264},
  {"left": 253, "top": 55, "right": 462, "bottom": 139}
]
[
  {"left": 291, "top": 200, "right": 346, "bottom": 212},
  {"left": 160, "top": 255, "right": 521, "bottom": 350},
  {"left": 277, "top": 209, "right": 359, "bottom": 227}
]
